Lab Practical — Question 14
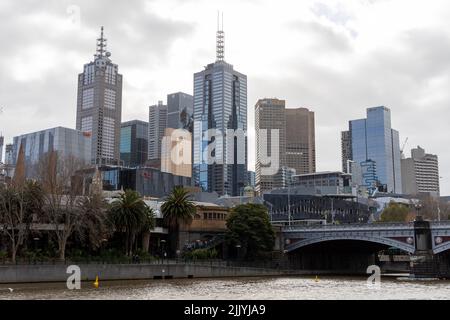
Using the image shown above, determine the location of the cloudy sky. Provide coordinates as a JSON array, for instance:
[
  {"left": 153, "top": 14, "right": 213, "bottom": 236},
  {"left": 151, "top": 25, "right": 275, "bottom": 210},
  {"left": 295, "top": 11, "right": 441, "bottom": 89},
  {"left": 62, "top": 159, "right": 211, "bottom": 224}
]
[{"left": 1, "top": 0, "right": 449, "bottom": 194}]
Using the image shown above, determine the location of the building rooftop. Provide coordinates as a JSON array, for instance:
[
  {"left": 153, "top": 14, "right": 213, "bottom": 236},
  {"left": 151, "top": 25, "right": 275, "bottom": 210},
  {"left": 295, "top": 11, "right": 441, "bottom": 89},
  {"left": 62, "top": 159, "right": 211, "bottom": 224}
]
[{"left": 293, "top": 171, "right": 350, "bottom": 178}]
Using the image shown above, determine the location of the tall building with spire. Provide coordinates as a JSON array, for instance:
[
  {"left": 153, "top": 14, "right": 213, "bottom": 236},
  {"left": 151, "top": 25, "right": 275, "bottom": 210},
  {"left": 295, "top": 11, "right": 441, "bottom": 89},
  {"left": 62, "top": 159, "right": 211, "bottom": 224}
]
[
  {"left": 193, "top": 14, "right": 248, "bottom": 196},
  {"left": 76, "top": 27, "right": 123, "bottom": 165}
]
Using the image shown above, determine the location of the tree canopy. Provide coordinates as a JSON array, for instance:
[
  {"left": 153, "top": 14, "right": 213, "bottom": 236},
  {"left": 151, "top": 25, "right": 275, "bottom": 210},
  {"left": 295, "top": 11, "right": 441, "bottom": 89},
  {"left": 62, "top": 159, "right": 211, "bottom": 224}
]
[
  {"left": 226, "top": 204, "right": 275, "bottom": 260},
  {"left": 380, "top": 202, "right": 414, "bottom": 222}
]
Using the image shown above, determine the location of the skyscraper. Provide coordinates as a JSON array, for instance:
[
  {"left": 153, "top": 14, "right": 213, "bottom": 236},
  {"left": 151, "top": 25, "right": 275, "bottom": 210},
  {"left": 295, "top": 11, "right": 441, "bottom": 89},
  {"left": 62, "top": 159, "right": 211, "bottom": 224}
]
[
  {"left": 401, "top": 146, "right": 439, "bottom": 197},
  {"left": 193, "top": 17, "right": 248, "bottom": 196},
  {"left": 167, "top": 92, "right": 194, "bottom": 131},
  {"left": 161, "top": 92, "right": 194, "bottom": 177},
  {"left": 255, "top": 98, "right": 286, "bottom": 194},
  {"left": 285, "top": 108, "right": 316, "bottom": 175},
  {"left": 0, "top": 135, "right": 4, "bottom": 163},
  {"left": 148, "top": 101, "right": 167, "bottom": 168},
  {"left": 76, "top": 27, "right": 123, "bottom": 165},
  {"left": 348, "top": 106, "right": 402, "bottom": 194},
  {"left": 341, "top": 130, "right": 352, "bottom": 173},
  {"left": 120, "top": 120, "right": 149, "bottom": 168}
]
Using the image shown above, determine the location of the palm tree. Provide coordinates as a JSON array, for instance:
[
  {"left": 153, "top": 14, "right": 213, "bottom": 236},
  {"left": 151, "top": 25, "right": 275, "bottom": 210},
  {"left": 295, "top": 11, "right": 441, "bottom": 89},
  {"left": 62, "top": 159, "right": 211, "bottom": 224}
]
[
  {"left": 161, "top": 186, "right": 196, "bottom": 255},
  {"left": 77, "top": 193, "right": 110, "bottom": 251},
  {"left": 107, "top": 190, "right": 155, "bottom": 256}
]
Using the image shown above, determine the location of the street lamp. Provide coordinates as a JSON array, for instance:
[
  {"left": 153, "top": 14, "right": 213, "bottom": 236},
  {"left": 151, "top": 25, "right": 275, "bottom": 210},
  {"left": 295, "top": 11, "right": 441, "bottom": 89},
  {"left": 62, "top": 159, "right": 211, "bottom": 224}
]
[
  {"left": 160, "top": 239, "right": 166, "bottom": 264},
  {"left": 235, "top": 244, "right": 242, "bottom": 261},
  {"left": 438, "top": 176, "right": 444, "bottom": 222}
]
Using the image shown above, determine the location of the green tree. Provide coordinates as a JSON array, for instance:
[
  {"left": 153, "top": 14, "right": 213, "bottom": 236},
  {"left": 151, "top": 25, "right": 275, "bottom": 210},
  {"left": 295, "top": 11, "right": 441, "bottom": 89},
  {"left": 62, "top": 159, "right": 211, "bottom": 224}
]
[
  {"left": 107, "top": 190, "right": 155, "bottom": 256},
  {"left": 226, "top": 204, "right": 275, "bottom": 260},
  {"left": 380, "top": 202, "right": 412, "bottom": 222},
  {"left": 161, "top": 186, "right": 196, "bottom": 255}
]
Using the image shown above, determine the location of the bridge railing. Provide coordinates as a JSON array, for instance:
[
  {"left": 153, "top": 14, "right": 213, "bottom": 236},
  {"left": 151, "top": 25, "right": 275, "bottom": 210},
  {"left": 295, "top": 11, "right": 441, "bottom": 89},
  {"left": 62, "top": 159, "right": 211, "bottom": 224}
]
[
  {"left": 282, "top": 222, "right": 414, "bottom": 232},
  {"left": 430, "top": 220, "right": 450, "bottom": 227}
]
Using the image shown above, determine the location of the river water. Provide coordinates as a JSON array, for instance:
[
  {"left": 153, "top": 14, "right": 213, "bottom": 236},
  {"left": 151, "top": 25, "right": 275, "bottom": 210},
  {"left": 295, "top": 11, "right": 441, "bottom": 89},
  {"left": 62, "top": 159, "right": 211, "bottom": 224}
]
[{"left": 1, "top": 276, "right": 449, "bottom": 300}]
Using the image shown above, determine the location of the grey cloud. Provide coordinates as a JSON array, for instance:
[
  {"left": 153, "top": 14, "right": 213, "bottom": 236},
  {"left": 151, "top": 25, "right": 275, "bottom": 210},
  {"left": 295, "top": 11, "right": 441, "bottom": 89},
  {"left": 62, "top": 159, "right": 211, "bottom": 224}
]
[
  {"left": 288, "top": 20, "right": 353, "bottom": 53},
  {"left": 0, "top": 0, "right": 195, "bottom": 148}
]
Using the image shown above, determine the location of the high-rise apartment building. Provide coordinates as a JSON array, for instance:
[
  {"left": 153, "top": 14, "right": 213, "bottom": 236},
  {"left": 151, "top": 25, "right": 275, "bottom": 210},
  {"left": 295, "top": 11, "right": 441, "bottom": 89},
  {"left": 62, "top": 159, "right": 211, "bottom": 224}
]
[
  {"left": 120, "top": 120, "right": 148, "bottom": 168},
  {"left": 401, "top": 146, "right": 439, "bottom": 197},
  {"left": 255, "top": 98, "right": 286, "bottom": 194},
  {"left": 76, "top": 27, "right": 123, "bottom": 165},
  {"left": 285, "top": 108, "right": 316, "bottom": 175},
  {"left": 347, "top": 106, "right": 402, "bottom": 194},
  {"left": 193, "top": 20, "right": 248, "bottom": 196},
  {"left": 148, "top": 101, "right": 167, "bottom": 168},
  {"left": 11, "top": 127, "right": 91, "bottom": 178}
]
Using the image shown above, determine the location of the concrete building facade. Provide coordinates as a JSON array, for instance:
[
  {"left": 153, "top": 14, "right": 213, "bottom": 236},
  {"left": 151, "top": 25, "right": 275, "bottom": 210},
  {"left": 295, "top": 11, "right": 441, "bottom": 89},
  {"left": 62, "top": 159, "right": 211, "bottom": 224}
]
[
  {"left": 341, "top": 130, "right": 352, "bottom": 173},
  {"left": 161, "top": 92, "right": 194, "bottom": 178},
  {"left": 148, "top": 101, "right": 168, "bottom": 167},
  {"left": 255, "top": 98, "right": 287, "bottom": 194},
  {"left": 285, "top": 108, "right": 316, "bottom": 175},
  {"left": 401, "top": 146, "right": 440, "bottom": 197}
]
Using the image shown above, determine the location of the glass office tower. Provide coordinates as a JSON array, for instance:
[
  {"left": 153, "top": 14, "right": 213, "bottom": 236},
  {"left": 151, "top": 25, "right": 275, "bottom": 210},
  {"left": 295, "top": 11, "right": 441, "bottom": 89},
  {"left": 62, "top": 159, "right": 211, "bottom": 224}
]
[
  {"left": 349, "top": 106, "right": 402, "bottom": 193},
  {"left": 167, "top": 92, "right": 194, "bottom": 131},
  {"left": 12, "top": 127, "right": 91, "bottom": 179},
  {"left": 193, "top": 23, "right": 248, "bottom": 196},
  {"left": 120, "top": 120, "right": 148, "bottom": 167}
]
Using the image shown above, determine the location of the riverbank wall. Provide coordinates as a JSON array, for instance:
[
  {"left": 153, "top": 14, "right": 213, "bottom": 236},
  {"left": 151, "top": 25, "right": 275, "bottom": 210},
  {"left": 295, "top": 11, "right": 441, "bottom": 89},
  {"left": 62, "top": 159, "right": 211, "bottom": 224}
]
[{"left": 0, "top": 263, "right": 322, "bottom": 284}]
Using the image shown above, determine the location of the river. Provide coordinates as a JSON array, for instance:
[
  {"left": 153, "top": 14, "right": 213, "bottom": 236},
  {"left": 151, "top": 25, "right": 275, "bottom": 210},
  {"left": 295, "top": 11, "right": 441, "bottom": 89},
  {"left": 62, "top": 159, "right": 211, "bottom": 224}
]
[{"left": 1, "top": 276, "right": 449, "bottom": 300}]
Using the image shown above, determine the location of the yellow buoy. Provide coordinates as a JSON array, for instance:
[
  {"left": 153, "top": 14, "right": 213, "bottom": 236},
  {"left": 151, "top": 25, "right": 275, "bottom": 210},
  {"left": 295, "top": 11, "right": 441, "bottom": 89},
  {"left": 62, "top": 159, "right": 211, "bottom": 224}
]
[
  {"left": 93, "top": 276, "right": 99, "bottom": 289},
  {"left": 315, "top": 275, "right": 320, "bottom": 282}
]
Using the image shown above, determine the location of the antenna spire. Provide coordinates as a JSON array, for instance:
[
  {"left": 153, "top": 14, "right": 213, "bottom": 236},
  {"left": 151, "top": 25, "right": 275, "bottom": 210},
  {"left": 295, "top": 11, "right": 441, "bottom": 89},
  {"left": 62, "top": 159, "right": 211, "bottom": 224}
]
[
  {"left": 216, "top": 12, "right": 225, "bottom": 62},
  {"left": 96, "top": 26, "right": 108, "bottom": 58}
]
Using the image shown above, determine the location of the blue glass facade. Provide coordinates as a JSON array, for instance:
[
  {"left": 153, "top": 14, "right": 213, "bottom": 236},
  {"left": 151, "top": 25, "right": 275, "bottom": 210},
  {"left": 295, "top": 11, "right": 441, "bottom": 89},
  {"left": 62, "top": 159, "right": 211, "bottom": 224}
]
[
  {"left": 12, "top": 127, "right": 91, "bottom": 178},
  {"left": 193, "top": 61, "right": 248, "bottom": 196},
  {"left": 120, "top": 120, "right": 148, "bottom": 168},
  {"left": 349, "top": 106, "right": 402, "bottom": 193}
]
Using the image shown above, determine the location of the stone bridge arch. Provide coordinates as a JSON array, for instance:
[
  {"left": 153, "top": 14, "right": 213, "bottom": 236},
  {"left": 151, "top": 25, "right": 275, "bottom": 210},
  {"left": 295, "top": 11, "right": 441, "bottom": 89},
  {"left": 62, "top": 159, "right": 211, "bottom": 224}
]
[{"left": 285, "top": 235, "right": 416, "bottom": 254}]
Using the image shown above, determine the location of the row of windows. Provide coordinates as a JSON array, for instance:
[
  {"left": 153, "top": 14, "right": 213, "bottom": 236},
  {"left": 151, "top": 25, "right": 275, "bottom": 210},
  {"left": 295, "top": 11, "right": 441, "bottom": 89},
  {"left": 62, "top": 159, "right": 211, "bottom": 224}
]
[
  {"left": 82, "top": 88, "right": 94, "bottom": 110},
  {"left": 101, "top": 117, "right": 116, "bottom": 158},
  {"left": 81, "top": 116, "right": 93, "bottom": 134},
  {"left": 104, "top": 89, "right": 116, "bottom": 110},
  {"left": 200, "top": 212, "right": 227, "bottom": 221}
]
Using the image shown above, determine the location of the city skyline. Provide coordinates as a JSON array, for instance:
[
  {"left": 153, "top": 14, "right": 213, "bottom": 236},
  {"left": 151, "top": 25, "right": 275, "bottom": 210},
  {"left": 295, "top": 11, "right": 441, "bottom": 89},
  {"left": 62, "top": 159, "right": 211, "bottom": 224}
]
[{"left": 0, "top": 0, "right": 449, "bottom": 194}]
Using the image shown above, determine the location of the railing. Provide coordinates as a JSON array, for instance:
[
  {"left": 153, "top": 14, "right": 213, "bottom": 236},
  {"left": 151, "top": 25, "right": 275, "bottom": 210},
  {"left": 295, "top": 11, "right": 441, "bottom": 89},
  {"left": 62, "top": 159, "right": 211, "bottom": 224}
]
[
  {"left": 183, "top": 235, "right": 225, "bottom": 253},
  {"left": 0, "top": 258, "right": 294, "bottom": 271},
  {"left": 283, "top": 222, "right": 415, "bottom": 232},
  {"left": 430, "top": 220, "right": 450, "bottom": 227}
]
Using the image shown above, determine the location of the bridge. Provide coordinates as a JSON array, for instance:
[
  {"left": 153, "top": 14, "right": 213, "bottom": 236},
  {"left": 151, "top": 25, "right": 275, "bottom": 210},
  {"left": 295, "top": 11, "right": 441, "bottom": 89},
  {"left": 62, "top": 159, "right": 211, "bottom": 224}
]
[{"left": 281, "top": 219, "right": 450, "bottom": 278}]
